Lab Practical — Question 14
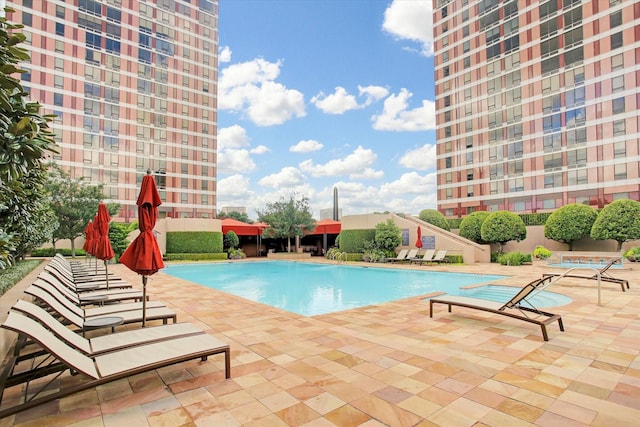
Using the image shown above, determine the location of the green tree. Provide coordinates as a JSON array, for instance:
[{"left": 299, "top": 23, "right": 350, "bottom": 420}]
[
  {"left": 418, "top": 209, "right": 450, "bottom": 231},
  {"left": 257, "top": 193, "right": 316, "bottom": 252},
  {"left": 480, "top": 211, "right": 527, "bottom": 254},
  {"left": 0, "top": 13, "right": 57, "bottom": 268},
  {"left": 374, "top": 219, "right": 402, "bottom": 256},
  {"left": 458, "top": 211, "right": 490, "bottom": 244},
  {"left": 544, "top": 203, "right": 598, "bottom": 251},
  {"left": 590, "top": 199, "right": 640, "bottom": 251},
  {"left": 109, "top": 222, "right": 135, "bottom": 259},
  {"left": 46, "top": 164, "right": 111, "bottom": 256},
  {"left": 223, "top": 230, "right": 239, "bottom": 251},
  {"left": 218, "top": 210, "right": 252, "bottom": 223}
]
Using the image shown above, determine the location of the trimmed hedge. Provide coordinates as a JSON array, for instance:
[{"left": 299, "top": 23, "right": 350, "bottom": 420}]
[
  {"left": 31, "top": 248, "right": 86, "bottom": 257},
  {"left": 0, "top": 259, "right": 42, "bottom": 296},
  {"left": 166, "top": 231, "right": 222, "bottom": 254},
  {"left": 164, "top": 253, "right": 227, "bottom": 261},
  {"left": 448, "top": 212, "right": 552, "bottom": 230},
  {"left": 338, "top": 229, "right": 376, "bottom": 253}
]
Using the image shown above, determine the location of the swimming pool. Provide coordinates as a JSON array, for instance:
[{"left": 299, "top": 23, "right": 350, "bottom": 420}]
[{"left": 164, "top": 261, "right": 570, "bottom": 316}]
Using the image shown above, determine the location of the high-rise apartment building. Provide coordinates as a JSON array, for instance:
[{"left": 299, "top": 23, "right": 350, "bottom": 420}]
[
  {"left": 12, "top": 0, "right": 218, "bottom": 220},
  {"left": 433, "top": 0, "right": 639, "bottom": 218}
]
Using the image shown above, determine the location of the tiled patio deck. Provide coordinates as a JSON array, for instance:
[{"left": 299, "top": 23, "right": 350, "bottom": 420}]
[{"left": 0, "top": 259, "right": 638, "bottom": 426}]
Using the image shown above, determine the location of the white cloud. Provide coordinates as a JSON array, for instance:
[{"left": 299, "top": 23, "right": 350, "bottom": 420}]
[
  {"left": 217, "top": 149, "right": 256, "bottom": 175},
  {"left": 218, "top": 125, "right": 250, "bottom": 150},
  {"left": 299, "top": 146, "right": 382, "bottom": 180},
  {"left": 258, "top": 166, "right": 307, "bottom": 188},
  {"left": 251, "top": 145, "right": 270, "bottom": 154},
  {"left": 290, "top": 139, "right": 324, "bottom": 153},
  {"left": 218, "top": 58, "right": 306, "bottom": 126},
  {"left": 379, "top": 171, "right": 437, "bottom": 197},
  {"left": 217, "top": 174, "right": 252, "bottom": 199},
  {"left": 382, "top": 0, "right": 434, "bottom": 57},
  {"left": 358, "top": 85, "right": 389, "bottom": 106},
  {"left": 219, "top": 45, "right": 232, "bottom": 63},
  {"left": 399, "top": 144, "right": 437, "bottom": 170},
  {"left": 311, "top": 87, "right": 360, "bottom": 114},
  {"left": 372, "top": 88, "right": 435, "bottom": 131}
]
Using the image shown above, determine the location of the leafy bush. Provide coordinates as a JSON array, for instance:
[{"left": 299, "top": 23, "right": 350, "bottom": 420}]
[
  {"left": 223, "top": 231, "right": 239, "bottom": 251},
  {"left": 374, "top": 219, "right": 402, "bottom": 254},
  {"left": 228, "top": 248, "right": 245, "bottom": 259},
  {"left": 338, "top": 229, "right": 376, "bottom": 253},
  {"left": 459, "top": 211, "right": 490, "bottom": 243},
  {"left": 481, "top": 211, "right": 526, "bottom": 253},
  {"left": 623, "top": 246, "right": 640, "bottom": 262},
  {"left": 30, "top": 248, "right": 87, "bottom": 257},
  {"left": 544, "top": 204, "right": 597, "bottom": 250},
  {"left": 519, "top": 212, "right": 552, "bottom": 226},
  {"left": 533, "top": 245, "right": 552, "bottom": 260},
  {"left": 0, "top": 259, "right": 41, "bottom": 295},
  {"left": 166, "top": 231, "right": 222, "bottom": 254},
  {"left": 497, "top": 251, "right": 531, "bottom": 266},
  {"left": 163, "top": 253, "right": 227, "bottom": 261},
  {"left": 418, "top": 209, "right": 450, "bottom": 231},
  {"left": 591, "top": 199, "right": 640, "bottom": 251},
  {"left": 109, "top": 222, "right": 131, "bottom": 258}
]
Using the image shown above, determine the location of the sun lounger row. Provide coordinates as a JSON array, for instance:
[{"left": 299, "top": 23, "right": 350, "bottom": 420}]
[
  {"left": 0, "top": 257, "right": 231, "bottom": 417},
  {"left": 386, "top": 249, "right": 450, "bottom": 264},
  {"left": 541, "top": 257, "right": 629, "bottom": 292}
]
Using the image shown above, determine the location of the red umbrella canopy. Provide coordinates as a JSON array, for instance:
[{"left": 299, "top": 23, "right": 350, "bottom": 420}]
[
  {"left": 82, "top": 220, "right": 94, "bottom": 255},
  {"left": 415, "top": 227, "right": 423, "bottom": 248},
  {"left": 119, "top": 173, "right": 165, "bottom": 276},
  {"left": 93, "top": 203, "right": 115, "bottom": 261}
]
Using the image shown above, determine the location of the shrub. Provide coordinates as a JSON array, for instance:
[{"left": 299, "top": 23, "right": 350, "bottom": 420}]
[
  {"left": 591, "top": 199, "right": 640, "bottom": 251},
  {"left": 497, "top": 251, "right": 531, "bottom": 266},
  {"left": 338, "top": 229, "right": 376, "bottom": 253},
  {"left": 418, "top": 209, "right": 450, "bottom": 231},
  {"left": 459, "top": 211, "right": 490, "bottom": 243},
  {"left": 544, "top": 204, "right": 597, "bottom": 250},
  {"left": 0, "top": 259, "right": 41, "bottom": 296},
  {"left": 30, "top": 248, "right": 87, "bottom": 257},
  {"left": 481, "top": 211, "right": 526, "bottom": 253},
  {"left": 623, "top": 246, "right": 640, "bottom": 262},
  {"left": 533, "top": 245, "right": 552, "bottom": 260},
  {"left": 223, "top": 231, "right": 239, "bottom": 251},
  {"left": 228, "top": 248, "right": 245, "bottom": 259},
  {"left": 166, "top": 231, "right": 222, "bottom": 253},
  {"left": 374, "top": 219, "right": 402, "bottom": 254}
]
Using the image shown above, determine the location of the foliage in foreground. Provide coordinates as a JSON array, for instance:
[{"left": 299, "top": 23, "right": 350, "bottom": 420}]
[
  {"left": 497, "top": 251, "right": 531, "bottom": 266},
  {"left": 481, "top": 211, "right": 527, "bottom": 253},
  {"left": 532, "top": 245, "right": 552, "bottom": 260},
  {"left": 0, "top": 259, "right": 40, "bottom": 296},
  {"left": 458, "top": 211, "right": 490, "bottom": 244},
  {"left": 374, "top": 219, "right": 402, "bottom": 256},
  {"left": 418, "top": 209, "right": 450, "bottom": 231}
]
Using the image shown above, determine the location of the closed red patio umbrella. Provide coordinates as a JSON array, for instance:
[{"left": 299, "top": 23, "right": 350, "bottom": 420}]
[
  {"left": 415, "top": 227, "right": 423, "bottom": 249},
  {"left": 119, "top": 170, "right": 164, "bottom": 327},
  {"left": 82, "top": 220, "right": 94, "bottom": 259},
  {"left": 93, "top": 203, "right": 115, "bottom": 288}
]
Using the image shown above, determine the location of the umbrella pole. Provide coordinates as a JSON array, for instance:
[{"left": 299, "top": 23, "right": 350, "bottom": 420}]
[
  {"left": 142, "top": 275, "right": 147, "bottom": 328},
  {"left": 104, "top": 260, "right": 109, "bottom": 290}
]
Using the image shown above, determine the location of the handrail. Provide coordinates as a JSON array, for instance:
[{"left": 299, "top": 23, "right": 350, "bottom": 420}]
[{"left": 542, "top": 267, "right": 602, "bottom": 306}]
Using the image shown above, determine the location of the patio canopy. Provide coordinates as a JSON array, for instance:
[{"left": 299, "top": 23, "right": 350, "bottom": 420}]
[
  {"left": 306, "top": 219, "right": 341, "bottom": 235},
  {"left": 221, "top": 218, "right": 265, "bottom": 236}
]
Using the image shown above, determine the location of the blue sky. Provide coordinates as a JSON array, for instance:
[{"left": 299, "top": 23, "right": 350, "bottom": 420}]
[{"left": 216, "top": 0, "right": 435, "bottom": 220}]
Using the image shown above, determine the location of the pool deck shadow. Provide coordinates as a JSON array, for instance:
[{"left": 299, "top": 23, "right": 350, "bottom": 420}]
[{"left": 1, "top": 259, "right": 639, "bottom": 426}]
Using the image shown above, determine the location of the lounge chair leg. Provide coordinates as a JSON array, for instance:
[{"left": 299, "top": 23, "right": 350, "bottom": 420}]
[
  {"left": 558, "top": 317, "right": 565, "bottom": 332},
  {"left": 540, "top": 325, "right": 549, "bottom": 341},
  {"left": 225, "top": 349, "right": 231, "bottom": 379},
  {"left": 200, "top": 356, "right": 208, "bottom": 361},
  {"left": 429, "top": 301, "right": 434, "bottom": 318},
  {"left": 447, "top": 304, "right": 452, "bottom": 313}
]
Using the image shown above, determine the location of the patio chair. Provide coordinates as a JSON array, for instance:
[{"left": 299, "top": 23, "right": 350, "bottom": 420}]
[
  {"left": 541, "top": 258, "right": 629, "bottom": 292},
  {"left": 37, "top": 271, "right": 147, "bottom": 305},
  {"left": 24, "top": 285, "right": 176, "bottom": 330},
  {"left": 0, "top": 310, "right": 230, "bottom": 418},
  {"left": 430, "top": 250, "right": 449, "bottom": 264},
  {"left": 43, "top": 263, "right": 131, "bottom": 289},
  {"left": 11, "top": 300, "right": 204, "bottom": 357},
  {"left": 385, "top": 249, "right": 408, "bottom": 262},
  {"left": 429, "top": 276, "right": 564, "bottom": 341},
  {"left": 410, "top": 249, "right": 435, "bottom": 265}
]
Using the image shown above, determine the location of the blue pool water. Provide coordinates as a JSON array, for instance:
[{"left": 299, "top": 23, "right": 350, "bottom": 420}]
[
  {"left": 164, "top": 261, "right": 570, "bottom": 316},
  {"left": 547, "top": 262, "right": 621, "bottom": 269}
]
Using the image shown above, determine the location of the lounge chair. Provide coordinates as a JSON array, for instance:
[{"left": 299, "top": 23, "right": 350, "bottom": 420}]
[
  {"left": 385, "top": 249, "right": 408, "bottom": 262},
  {"left": 430, "top": 250, "right": 449, "bottom": 264},
  {"left": 388, "top": 249, "right": 418, "bottom": 263},
  {"left": 24, "top": 285, "right": 177, "bottom": 330},
  {"left": 11, "top": 300, "right": 204, "bottom": 356},
  {"left": 410, "top": 249, "right": 435, "bottom": 265},
  {"left": 429, "top": 276, "right": 564, "bottom": 341},
  {"left": 542, "top": 258, "right": 629, "bottom": 292},
  {"left": 33, "top": 278, "right": 160, "bottom": 309},
  {"left": 37, "top": 271, "right": 147, "bottom": 305},
  {"left": 0, "top": 310, "right": 230, "bottom": 418},
  {"left": 43, "top": 263, "right": 131, "bottom": 290}
]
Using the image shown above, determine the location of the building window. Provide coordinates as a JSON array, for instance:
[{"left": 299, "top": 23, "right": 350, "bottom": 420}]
[
  {"left": 613, "top": 119, "right": 626, "bottom": 136},
  {"left": 613, "top": 141, "right": 626, "bottom": 158},
  {"left": 543, "top": 113, "right": 562, "bottom": 133},
  {"left": 467, "top": 185, "right": 474, "bottom": 197},
  {"left": 544, "top": 173, "right": 562, "bottom": 188},
  {"left": 611, "top": 53, "right": 624, "bottom": 70},
  {"left": 610, "top": 32, "right": 623, "bottom": 50},
  {"left": 612, "top": 76, "right": 624, "bottom": 93},
  {"left": 467, "top": 170, "right": 474, "bottom": 181},
  {"left": 54, "top": 93, "right": 63, "bottom": 106},
  {"left": 567, "top": 148, "right": 587, "bottom": 167},
  {"left": 56, "top": 23, "right": 64, "bottom": 36},
  {"left": 566, "top": 127, "right": 586, "bottom": 145},
  {"left": 566, "top": 107, "right": 586, "bottom": 127},
  {"left": 612, "top": 97, "right": 625, "bottom": 114},
  {"left": 543, "top": 133, "right": 562, "bottom": 151},
  {"left": 508, "top": 160, "right": 523, "bottom": 175},
  {"left": 568, "top": 169, "right": 588, "bottom": 185},
  {"left": 609, "top": 10, "right": 622, "bottom": 28},
  {"left": 445, "top": 157, "right": 452, "bottom": 168},
  {"left": 614, "top": 163, "right": 626, "bottom": 180},
  {"left": 544, "top": 153, "right": 563, "bottom": 171}
]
